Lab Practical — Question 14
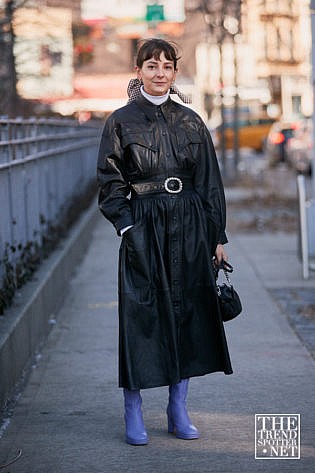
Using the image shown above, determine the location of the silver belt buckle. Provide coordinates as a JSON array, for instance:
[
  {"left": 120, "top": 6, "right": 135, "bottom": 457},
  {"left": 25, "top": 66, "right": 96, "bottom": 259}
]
[{"left": 164, "top": 177, "right": 183, "bottom": 194}]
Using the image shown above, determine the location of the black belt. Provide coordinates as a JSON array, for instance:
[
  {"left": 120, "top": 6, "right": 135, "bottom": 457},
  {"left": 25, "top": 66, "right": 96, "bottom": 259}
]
[{"left": 131, "top": 176, "right": 193, "bottom": 195}]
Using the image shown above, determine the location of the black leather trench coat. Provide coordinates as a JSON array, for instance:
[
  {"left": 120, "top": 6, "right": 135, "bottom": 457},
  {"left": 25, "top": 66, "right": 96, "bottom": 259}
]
[{"left": 97, "top": 95, "right": 232, "bottom": 390}]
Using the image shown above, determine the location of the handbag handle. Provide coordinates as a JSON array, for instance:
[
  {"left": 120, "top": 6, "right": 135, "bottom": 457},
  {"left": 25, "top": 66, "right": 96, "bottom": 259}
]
[
  {"left": 213, "top": 258, "right": 234, "bottom": 287},
  {"left": 218, "top": 260, "right": 233, "bottom": 273},
  {"left": 223, "top": 268, "right": 232, "bottom": 287},
  {"left": 212, "top": 258, "right": 233, "bottom": 278}
]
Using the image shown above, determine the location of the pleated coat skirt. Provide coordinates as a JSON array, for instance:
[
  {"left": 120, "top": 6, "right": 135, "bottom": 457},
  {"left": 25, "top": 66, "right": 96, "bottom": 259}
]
[{"left": 97, "top": 95, "right": 233, "bottom": 390}]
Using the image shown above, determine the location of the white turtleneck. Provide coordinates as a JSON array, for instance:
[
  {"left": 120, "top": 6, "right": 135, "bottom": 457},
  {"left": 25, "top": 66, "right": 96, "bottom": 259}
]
[{"left": 140, "top": 85, "right": 170, "bottom": 105}]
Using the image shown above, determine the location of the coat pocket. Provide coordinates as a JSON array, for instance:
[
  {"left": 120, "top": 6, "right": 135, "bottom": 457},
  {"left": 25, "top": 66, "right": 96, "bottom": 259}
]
[
  {"left": 123, "top": 220, "right": 151, "bottom": 289},
  {"left": 121, "top": 129, "right": 158, "bottom": 173},
  {"left": 176, "top": 127, "right": 202, "bottom": 161},
  {"left": 121, "top": 129, "right": 157, "bottom": 151},
  {"left": 123, "top": 220, "right": 146, "bottom": 249}
]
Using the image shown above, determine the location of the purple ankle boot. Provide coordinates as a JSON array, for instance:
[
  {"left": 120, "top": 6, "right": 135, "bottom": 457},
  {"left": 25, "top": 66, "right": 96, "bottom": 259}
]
[
  {"left": 123, "top": 389, "right": 148, "bottom": 445},
  {"left": 167, "top": 379, "right": 199, "bottom": 440}
]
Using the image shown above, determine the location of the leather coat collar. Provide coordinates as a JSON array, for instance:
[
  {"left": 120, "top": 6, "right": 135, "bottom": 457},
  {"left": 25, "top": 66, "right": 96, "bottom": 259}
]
[{"left": 134, "top": 94, "right": 176, "bottom": 123}]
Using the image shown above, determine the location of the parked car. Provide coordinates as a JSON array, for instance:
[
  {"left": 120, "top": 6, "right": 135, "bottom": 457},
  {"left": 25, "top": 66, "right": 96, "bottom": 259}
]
[
  {"left": 286, "top": 119, "right": 312, "bottom": 175},
  {"left": 265, "top": 120, "right": 298, "bottom": 166},
  {"left": 215, "top": 117, "right": 274, "bottom": 152}
]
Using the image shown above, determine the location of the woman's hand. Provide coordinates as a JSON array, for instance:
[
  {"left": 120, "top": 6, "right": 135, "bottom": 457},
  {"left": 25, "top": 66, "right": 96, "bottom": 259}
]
[{"left": 214, "top": 243, "right": 228, "bottom": 266}]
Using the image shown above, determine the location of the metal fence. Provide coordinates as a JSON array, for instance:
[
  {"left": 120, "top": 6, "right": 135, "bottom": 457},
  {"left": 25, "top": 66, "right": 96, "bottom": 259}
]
[{"left": 0, "top": 117, "right": 101, "bottom": 300}]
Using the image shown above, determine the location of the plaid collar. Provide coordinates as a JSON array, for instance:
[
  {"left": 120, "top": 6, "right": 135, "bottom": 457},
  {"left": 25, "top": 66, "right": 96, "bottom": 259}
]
[{"left": 127, "top": 78, "right": 192, "bottom": 104}]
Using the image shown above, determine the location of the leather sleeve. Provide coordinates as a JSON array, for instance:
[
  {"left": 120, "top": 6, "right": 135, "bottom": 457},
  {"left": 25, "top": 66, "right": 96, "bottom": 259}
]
[
  {"left": 193, "top": 124, "right": 228, "bottom": 245},
  {"left": 97, "top": 114, "right": 134, "bottom": 235}
]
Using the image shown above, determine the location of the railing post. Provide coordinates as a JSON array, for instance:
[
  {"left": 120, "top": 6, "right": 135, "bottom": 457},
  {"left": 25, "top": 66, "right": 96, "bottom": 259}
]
[{"left": 297, "top": 175, "right": 309, "bottom": 280}]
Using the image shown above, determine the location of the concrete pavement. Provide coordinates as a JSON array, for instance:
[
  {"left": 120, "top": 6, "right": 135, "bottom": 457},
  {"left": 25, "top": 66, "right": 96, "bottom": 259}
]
[{"left": 0, "top": 206, "right": 314, "bottom": 472}]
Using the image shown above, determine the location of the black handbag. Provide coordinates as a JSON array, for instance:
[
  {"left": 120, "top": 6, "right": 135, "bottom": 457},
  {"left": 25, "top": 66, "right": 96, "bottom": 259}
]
[{"left": 215, "top": 261, "right": 242, "bottom": 322}]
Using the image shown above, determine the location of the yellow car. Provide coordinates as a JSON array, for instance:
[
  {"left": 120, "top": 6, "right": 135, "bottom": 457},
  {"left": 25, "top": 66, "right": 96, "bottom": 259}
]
[{"left": 216, "top": 118, "right": 275, "bottom": 152}]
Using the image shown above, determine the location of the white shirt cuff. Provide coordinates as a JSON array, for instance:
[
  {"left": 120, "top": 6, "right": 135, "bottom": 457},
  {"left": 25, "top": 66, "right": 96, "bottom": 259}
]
[{"left": 120, "top": 225, "right": 133, "bottom": 235}]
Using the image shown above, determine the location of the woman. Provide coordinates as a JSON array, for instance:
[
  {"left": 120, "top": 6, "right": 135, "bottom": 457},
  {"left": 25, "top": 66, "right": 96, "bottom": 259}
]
[{"left": 97, "top": 38, "right": 232, "bottom": 445}]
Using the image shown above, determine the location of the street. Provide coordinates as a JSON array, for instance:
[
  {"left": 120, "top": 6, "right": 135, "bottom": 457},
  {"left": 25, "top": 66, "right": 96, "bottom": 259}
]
[
  {"left": 222, "top": 147, "right": 312, "bottom": 198},
  {"left": 1, "top": 1, "right": 315, "bottom": 470},
  {"left": 0, "top": 168, "right": 314, "bottom": 471}
]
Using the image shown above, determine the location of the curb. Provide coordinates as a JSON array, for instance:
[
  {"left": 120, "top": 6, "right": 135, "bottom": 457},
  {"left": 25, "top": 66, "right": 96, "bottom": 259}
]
[{"left": 0, "top": 200, "right": 99, "bottom": 410}]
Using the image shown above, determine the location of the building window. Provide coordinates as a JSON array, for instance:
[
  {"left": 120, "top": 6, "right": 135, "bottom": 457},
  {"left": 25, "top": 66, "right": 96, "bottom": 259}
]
[
  {"left": 40, "top": 45, "right": 62, "bottom": 76},
  {"left": 292, "top": 95, "right": 301, "bottom": 115},
  {"left": 261, "top": 0, "right": 297, "bottom": 63}
]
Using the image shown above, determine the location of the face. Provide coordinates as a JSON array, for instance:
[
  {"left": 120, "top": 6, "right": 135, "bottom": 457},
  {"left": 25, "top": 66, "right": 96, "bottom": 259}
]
[{"left": 136, "top": 51, "right": 177, "bottom": 96}]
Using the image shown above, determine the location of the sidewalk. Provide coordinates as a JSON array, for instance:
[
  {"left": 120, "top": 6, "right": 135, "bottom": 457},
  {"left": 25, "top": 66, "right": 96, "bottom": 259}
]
[{"left": 0, "top": 211, "right": 314, "bottom": 472}]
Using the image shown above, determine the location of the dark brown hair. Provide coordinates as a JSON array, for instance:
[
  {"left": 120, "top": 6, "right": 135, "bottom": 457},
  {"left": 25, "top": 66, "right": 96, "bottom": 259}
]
[{"left": 136, "top": 38, "right": 180, "bottom": 70}]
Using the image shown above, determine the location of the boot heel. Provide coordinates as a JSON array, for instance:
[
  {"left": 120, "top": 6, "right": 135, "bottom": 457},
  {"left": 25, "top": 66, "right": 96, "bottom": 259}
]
[
  {"left": 167, "top": 414, "right": 174, "bottom": 433},
  {"left": 166, "top": 405, "right": 174, "bottom": 433}
]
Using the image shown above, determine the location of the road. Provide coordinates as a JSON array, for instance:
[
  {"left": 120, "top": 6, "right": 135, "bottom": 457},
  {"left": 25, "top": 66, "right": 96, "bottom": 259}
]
[
  {"left": 0, "top": 191, "right": 314, "bottom": 472},
  {"left": 223, "top": 148, "right": 313, "bottom": 198}
]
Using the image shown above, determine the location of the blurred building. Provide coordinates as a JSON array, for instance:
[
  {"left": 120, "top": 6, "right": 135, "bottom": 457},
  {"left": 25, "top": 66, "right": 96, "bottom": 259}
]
[
  {"left": 244, "top": 0, "right": 312, "bottom": 119},
  {"left": 13, "top": 6, "right": 73, "bottom": 100},
  {"left": 52, "top": 0, "right": 189, "bottom": 117},
  {"left": 53, "top": 0, "right": 189, "bottom": 115},
  {"left": 47, "top": 0, "right": 81, "bottom": 21},
  {"left": 191, "top": 0, "right": 312, "bottom": 122},
  {"left": 64, "top": 0, "right": 312, "bottom": 121},
  {"left": 2, "top": 0, "right": 311, "bottom": 119}
]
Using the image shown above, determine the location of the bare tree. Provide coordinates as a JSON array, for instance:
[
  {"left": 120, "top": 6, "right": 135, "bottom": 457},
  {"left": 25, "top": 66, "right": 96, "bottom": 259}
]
[
  {"left": 0, "top": 1, "right": 17, "bottom": 115},
  {"left": 0, "top": 0, "right": 34, "bottom": 116},
  {"left": 198, "top": 0, "right": 242, "bottom": 176}
]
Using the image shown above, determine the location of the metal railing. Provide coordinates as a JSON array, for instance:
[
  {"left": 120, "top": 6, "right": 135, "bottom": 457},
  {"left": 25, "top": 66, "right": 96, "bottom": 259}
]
[{"left": 0, "top": 117, "right": 102, "bottom": 309}]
